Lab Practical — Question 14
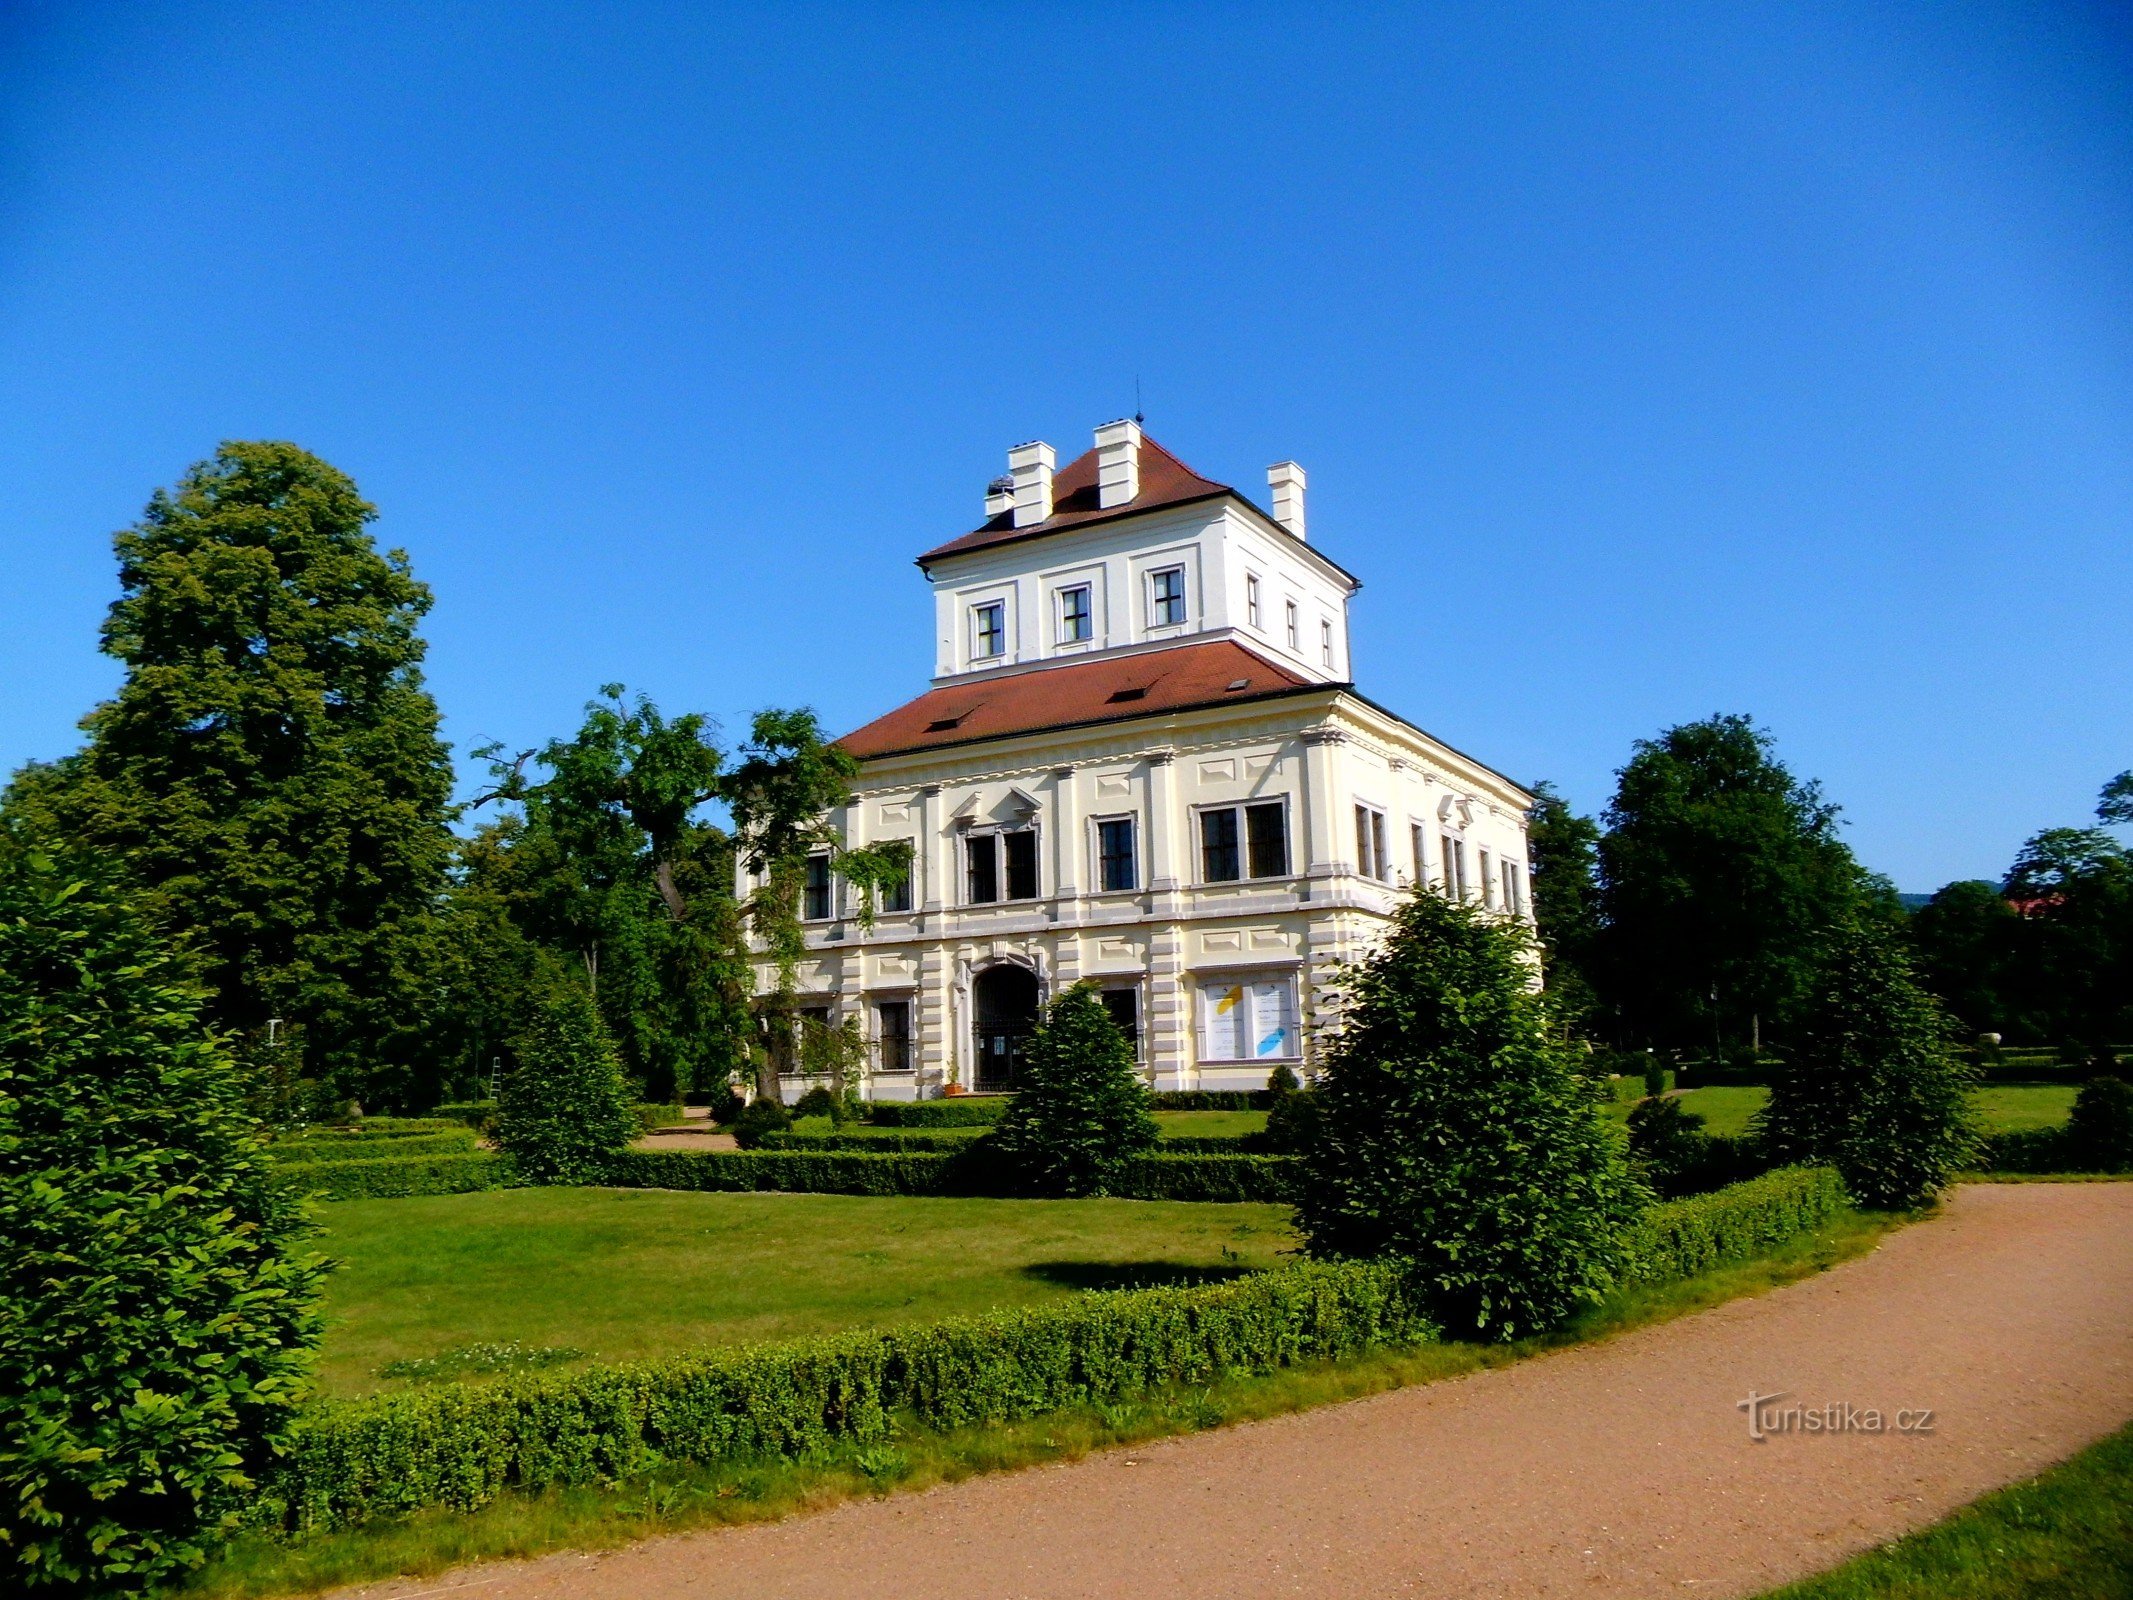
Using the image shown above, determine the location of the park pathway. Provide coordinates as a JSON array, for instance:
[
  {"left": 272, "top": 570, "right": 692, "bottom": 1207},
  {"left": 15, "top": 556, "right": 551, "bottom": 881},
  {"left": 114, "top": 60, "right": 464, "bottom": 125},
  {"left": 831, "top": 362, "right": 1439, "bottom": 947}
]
[{"left": 335, "top": 1183, "right": 2133, "bottom": 1600}]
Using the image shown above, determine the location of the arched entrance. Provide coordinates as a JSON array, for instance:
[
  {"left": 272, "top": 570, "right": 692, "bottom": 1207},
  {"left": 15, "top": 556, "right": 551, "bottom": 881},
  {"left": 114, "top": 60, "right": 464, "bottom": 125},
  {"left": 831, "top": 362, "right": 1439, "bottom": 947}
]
[{"left": 971, "top": 964, "right": 1040, "bottom": 1091}]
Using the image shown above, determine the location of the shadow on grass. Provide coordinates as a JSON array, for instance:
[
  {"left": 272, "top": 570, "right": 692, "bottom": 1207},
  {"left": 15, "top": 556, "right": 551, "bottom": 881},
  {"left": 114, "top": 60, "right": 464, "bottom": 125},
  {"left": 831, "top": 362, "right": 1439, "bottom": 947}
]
[{"left": 1020, "top": 1260, "right": 1260, "bottom": 1292}]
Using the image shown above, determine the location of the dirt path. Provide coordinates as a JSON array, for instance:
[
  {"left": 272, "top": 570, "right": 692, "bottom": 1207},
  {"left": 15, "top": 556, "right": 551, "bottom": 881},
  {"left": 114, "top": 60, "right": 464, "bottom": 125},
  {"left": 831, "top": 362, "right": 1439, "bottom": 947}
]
[{"left": 333, "top": 1183, "right": 2133, "bottom": 1600}]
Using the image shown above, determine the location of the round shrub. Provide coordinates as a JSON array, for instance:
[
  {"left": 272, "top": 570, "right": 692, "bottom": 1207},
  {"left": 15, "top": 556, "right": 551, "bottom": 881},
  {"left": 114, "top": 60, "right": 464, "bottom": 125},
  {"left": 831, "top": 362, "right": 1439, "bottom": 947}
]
[
  {"left": 1296, "top": 894, "right": 1644, "bottom": 1340},
  {"left": 0, "top": 855, "right": 327, "bottom": 1593},
  {"left": 1625, "top": 1094, "right": 1711, "bottom": 1196},
  {"left": 732, "top": 1096, "right": 792, "bottom": 1149},
  {"left": 2065, "top": 1076, "right": 2133, "bottom": 1173},
  {"left": 495, "top": 990, "right": 639, "bottom": 1184},
  {"left": 1266, "top": 1062, "right": 1302, "bottom": 1098},
  {"left": 791, "top": 1084, "right": 840, "bottom": 1121},
  {"left": 1262, "top": 1085, "right": 1323, "bottom": 1155},
  {"left": 990, "top": 983, "right": 1159, "bottom": 1196}
]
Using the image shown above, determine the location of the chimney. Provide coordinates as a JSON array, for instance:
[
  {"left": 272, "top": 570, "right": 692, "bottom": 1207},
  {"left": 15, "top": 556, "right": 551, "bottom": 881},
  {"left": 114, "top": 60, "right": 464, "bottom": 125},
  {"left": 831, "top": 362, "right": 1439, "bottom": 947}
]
[
  {"left": 984, "top": 475, "right": 1015, "bottom": 520},
  {"left": 1094, "top": 418, "right": 1142, "bottom": 509},
  {"left": 1267, "top": 461, "right": 1306, "bottom": 541},
  {"left": 1008, "top": 440, "right": 1055, "bottom": 528}
]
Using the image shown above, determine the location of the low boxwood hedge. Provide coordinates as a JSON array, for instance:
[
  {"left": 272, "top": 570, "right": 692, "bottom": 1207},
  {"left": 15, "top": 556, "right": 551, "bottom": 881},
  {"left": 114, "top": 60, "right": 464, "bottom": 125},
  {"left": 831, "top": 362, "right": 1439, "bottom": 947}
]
[
  {"left": 757, "top": 1128, "right": 986, "bottom": 1153},
  {"left": 270, "top": 1129, "right": 482, "bottom": 1164},
  {"left": 1149, "top": 1090, "right": 1271, "bottom": 1111},
  {"left": 1109, "top": 1152, "right": 1299, "bottom": 1202},
  {"left": 1619, "top": 1164, "right": 1845, "bottom": 1286},
  {"left": 269, "top": 1152, "right": 514, "bottom": 1201},
  {"left": 432, "top": 1100, "right": 498, "bottom": 1134},
  {"left": 601, "top": 1147, "right": 1303, "bottom": 1202},
  {"left": 634, "top": 1102, "right": 685, "bottom": 1131},
  {"left": 865, "top": 1098, "right": 1010, "bottom": 1128}
]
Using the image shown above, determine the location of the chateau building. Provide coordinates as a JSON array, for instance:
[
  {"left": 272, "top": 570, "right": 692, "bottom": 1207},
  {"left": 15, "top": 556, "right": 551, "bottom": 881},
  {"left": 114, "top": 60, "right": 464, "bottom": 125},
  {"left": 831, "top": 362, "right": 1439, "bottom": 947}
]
[{"left": 771, "top": 421, "right": 1534, "bottom": 1099}]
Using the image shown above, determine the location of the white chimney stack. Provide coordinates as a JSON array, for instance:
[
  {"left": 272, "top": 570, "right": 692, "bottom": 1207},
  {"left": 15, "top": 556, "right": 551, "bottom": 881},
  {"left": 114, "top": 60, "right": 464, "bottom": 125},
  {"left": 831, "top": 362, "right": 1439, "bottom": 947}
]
[
  {"left": 984, "top": 475, "right": 1015, "bottom": 519},
  {"left": 1094, "top": 418, "right": 1142, "bottom": 509},
  {"left": 1268, "top": 461, "right": 1306, "bottom": 541},
  {"left": 1008, "top": 440, "right": 1055, "bottom": 528}
]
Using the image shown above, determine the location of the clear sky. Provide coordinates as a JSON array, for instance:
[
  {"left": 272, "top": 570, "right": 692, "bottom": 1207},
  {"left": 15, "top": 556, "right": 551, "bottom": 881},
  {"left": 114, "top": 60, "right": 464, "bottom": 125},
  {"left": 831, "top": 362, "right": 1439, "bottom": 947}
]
[{"left": 2, "top": 2, "right": 2128, "bottom": 892}]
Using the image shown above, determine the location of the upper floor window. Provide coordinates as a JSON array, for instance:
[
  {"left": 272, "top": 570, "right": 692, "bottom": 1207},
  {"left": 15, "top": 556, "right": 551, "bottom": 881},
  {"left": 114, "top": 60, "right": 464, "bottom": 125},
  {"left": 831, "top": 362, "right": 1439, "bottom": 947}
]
[
  {"left": 1200, "top": 801, "right": 1291, "bottom": 883},
  {"left": 1441, "top": 834, "right": 1468, "bottom": 901},
  {"left": 972, "top": 601, "right": 1006, "bottom": 660},
  {"left": 1284, "top": 601, "right": 1299, "bottom": 650},
  {"left": 1096, "top": 816, "right": 1138, "bottom": 892},
  {"left": 1321, "top": 619, "right": 1335, "bottom": 668},
  {"left": 1149, "top": 567, "right": 1186, "bottom": 628},
  {"left": 1246, "top": 574, "right": 1262, "bottom": 629},
  {"left": 803, "top": 853, "right": 834, "bottom": 920},
  {"left": 967, "top": 827, "right": 1039, "bottom": 904},
  {"left": 1479, "top": 847, "right": 1497, "bottom": 909},
  {"left": 1058, "top": 584, "right": 1092, "bottom": 644},
  {"left": 1411, "top": 821, "right": 1428, "bottom": 888},
  {"left": 879, "top": 842, "right": 914, "bottom": 913},
  {"left": 1502, "top": 859, "right": 1525, "bottom": 916},
  {"left": 1355, "top": 805, "right": 1391, "bottom": 882}
]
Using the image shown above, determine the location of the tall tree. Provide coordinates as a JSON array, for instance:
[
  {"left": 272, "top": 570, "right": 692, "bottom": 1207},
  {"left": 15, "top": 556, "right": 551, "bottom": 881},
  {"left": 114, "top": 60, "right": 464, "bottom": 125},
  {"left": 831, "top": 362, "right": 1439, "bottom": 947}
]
[
  {"left": 20, "top": 443, "right": 456, "bottom": 1107},
  {"left": 1595, "top": 714, "right": 1858, "bottom": 1055},
  {"left": 1525, "top": 780, "right": 1603, "bottom": 1026},
  {"left": 2002, "top": 821, "right": 2133, "bottom": 1068},
  {"left": 1907, "top": 879, "right": 2019, "bottom": 1035}
]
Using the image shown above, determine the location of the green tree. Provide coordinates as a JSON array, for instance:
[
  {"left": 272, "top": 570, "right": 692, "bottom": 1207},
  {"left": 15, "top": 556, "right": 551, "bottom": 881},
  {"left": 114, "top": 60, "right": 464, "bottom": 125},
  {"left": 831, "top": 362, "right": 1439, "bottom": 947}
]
[
  {"left": 990, "top": 983, "right": 1159, "bottom": 1196},
  {"left": 1296, "top": 895, "right": 1643, "bottom": 1339},
  {"left": 1907, "top": 879, "right": 2019, "bottom": 1035},
  {"left": 0, "top": 853, "right": 326, "bottom": 1593},
  {"left": 14, "top": 443, "right": 457, "bottom": 1107},
  {"left": 495, "top": 989, "right": 640, "bottom": 1184},
  {"left": 1525, "top": 780, "right": 1603, "bottom": 1025},
  {"left": 1596, "top": 714, "right": 1859, "bottom": 1056},
  {"left": 2002, "top": 824, "right": 2133, "bottom": 1069},
  {"left": 1755, "top": 915, "right": 1977, "bottom": 1208}
]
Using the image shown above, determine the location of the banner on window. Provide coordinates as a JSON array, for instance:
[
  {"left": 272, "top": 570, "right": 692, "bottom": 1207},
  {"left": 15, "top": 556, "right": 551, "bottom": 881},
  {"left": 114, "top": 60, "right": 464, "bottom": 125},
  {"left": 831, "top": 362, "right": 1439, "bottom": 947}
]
[{"left": 1199, "top": 979, "right": 1296, "bottom": 1062}]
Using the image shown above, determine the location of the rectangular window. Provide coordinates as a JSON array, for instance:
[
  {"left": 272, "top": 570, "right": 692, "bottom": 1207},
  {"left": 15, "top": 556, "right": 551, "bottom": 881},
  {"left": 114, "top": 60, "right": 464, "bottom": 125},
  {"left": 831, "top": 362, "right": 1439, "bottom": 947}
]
[
  {"left": 966, "top": 834, "right": 999, "bottom": 903},
  {"left": 1441, "top": 835, "right": 1468, "bottom": 900},
  {"left": 1199, "top": 979, "right": 1299, "bottom": 1062},
  {"left": 973, "top": 600, "right": 1006, "bottom": 659},
  {"left": 1099, "top": 989, "right": 1140, "bottom": 1059},
  {"left": 876, "top": 1000, "right": 912, "bottom": 1073},
  {"left": 803, "top": 853, "right": 833, "bottom": 920},
  {"left": 1200, "top": 807, "right": 1241, "bottom": 882},
  {"left": 1058, "top": 585, "right": 1092, "bottom": 643},
  {"left": 1202, "top": 802, "right": 1291, "bottom": 883},
  {"left": 1003, "top": 828, "right": 1039, "bottom": 900},
  {"left": 1355, "top": 805, "right": 1390, "bottom": 881},
  {"left": 1321, "top": 619, "right": 1335, "bottom": 668},
  {"left": 880, "top": 844, "right": 913, "bottom": 913},
  {"left": 1480, "top": 847, "right": 1496, "bottom": 908},
  {"left": 1150, "top": 567, "right": 1186, "bottom": 627},
  {"left": 1285, "top": 601, "right": 1299, "bottom": 649},
  {"left": 1502, "top": 859, "right": 1524, "bottom": 916},
  {"left": 1246, "top": 574, "right": 1262, "bottom": 629},
  {"left": 1096, "top": 816, "right": 1138, "bottom": 892},
  {"left": 1411, "top": 822, "right": 1428, "bottom": 888}
]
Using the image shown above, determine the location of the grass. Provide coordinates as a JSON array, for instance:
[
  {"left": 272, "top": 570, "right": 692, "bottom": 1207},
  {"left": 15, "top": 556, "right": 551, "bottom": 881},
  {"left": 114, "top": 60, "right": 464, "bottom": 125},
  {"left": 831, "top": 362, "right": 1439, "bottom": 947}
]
[
  {"left": 175, "top": 1203, "right": 1911, "bottom": 1600},
  {"left": 308, "top": 1188, "right": 1297, "bottom": 1397},
  {"left": 776, "top": 1110, "right": 1270, "bottom": 1142},
  {"left": 1602, "top": 1085, "right": 2075, "bottom": 1140},
  {"left": 1761, "top": 1419, "right": 2133, "bottom": 1598}
]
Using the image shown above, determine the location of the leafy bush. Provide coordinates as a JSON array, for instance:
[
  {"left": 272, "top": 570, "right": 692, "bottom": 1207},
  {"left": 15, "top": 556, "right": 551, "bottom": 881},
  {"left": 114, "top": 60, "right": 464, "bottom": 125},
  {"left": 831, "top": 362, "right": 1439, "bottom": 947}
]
[
  {"left": 495, "top": 991, "right": 640, "bottom": 1184},
  {"left": 1625, "top": 1095, "right": 1711, "bottom": 1193},
  {"left": 605, "top": 1148, "right": 955, "bottom": 1196},
  {"left": 0, "top": 856, "right": 327, "bottom": 1593},
  {"left": 866, "top": 1097, "right": 1010, "bottom": 1127},
  {"left": 633, "top": 1102, "right": 684, "bottom": 1131},
  {"left": 991, "top": 985, "right": 1159, "bottom": 1196},
  {"left": 1297, "top": 894, "right": 1644, "bottom": 1340},
  {"left": 269, "top": 1152, "right": 514, "bottom": 1201},
  {"left": 684, "top": 1083, "right": 746, "bottom": 1122},
  {"left": 758, "top": 1128, "right": 986, "bottom": 1153},
  {"left": 1756, "top": 916, "right": 1978, "bottom": 1208},
  {"left": 1149, "top": 1090, "right": 1269, "bottom": 1111},
  {"left": 731, "top": 1096, "right": 792, "bottom": 1148},
  {"left": 336, "top": 1117, "right": 467, "bottom": 1136},
  {"left": 2064, "top": 1076, "right": 2133, "bottom": 1173},
  {"left": 1107, "top": 1152, "right": 1299, "bottom": 1202},
  {"left": 1620, "top": 1165, "right": 1846, "bottom": 1286},
  {"left": 270, "top": 1129, "right": 481, "bottom": 1163},
  {"left": 1262, "top": 1087, "right": 1323, "bottom": 1155},
  {"left": 1266, "top": 1063, "right": 1301, "bottom": 1098},
  {"left": 259, "top": 1258, "right": 1435, "bottom": 1532},
  {"left": 432, "top": 1100, "right": 498, "bottom": 1133},
  {"left": 790, "top": 1084, "right": 841, "bottom": 1121}
]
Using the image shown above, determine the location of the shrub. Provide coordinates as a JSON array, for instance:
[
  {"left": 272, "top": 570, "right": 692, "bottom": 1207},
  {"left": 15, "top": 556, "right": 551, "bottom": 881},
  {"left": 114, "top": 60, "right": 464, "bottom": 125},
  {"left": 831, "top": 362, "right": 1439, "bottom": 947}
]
[
  {"left": 603, "top": 1148, "right": 956, "bottom": 1197},
  {"left": 1108, "top": 1152, "right": 1299, "bottom": 1203},
  {"left": 1620, "top": 1165, "right": 1846, "bottom": 1286},
  {"left": 1266, "top": 1062, "right": 1301, "bottom": 1098},
  {"left": 731, "top": 1096, "right": 792, "bottom": 1149},
  {"left": 685, "top": 1083, "right": 746, "bottom": 1122},
  {"left": 1262, "top": 1086, "right": 1323, "bottom": 1155},
  {"left": 1625, "top": 1095, "right": 1711, "bottom": 1194},
  {"left": 867, "top": 1097, "right": 1010, "bottom": 1127},
  {"left": 495, "top": 992, "right": 640, "bottom": 1184},
  {"left": 269, "top": 1152, "right": 514, "bottom": 1201},
  {"left": 2063, "top": 1076, "right": 2133, "bottom": 1173},
  {"left": 1297, "top": 894, "right": 1644, "bottom": 1340},
  {"left": 633, "top": 1102, "right": 684, "bottom": 1132},
  {"left": 1149, "top": 1090, "right": 1268, "bottom": 1111},
  {"left": 757, "top": 1128, "right": 985, "bottom": 1153},
  {"left": 991, "top": 984, "right": 1159, "bottom": 1196},
  {"left": 790, "top": 1085, "right": 841, "bottom": 1121},
  {"left": 0, "top": 856, "right": 327, "bottom": 1593},
  {"left": 432, "top": 1100, "right": 498, "bottom": 1134},
  {"left": 269, "top": 1129, "right": 481, "bottom": 1163},
  {"left": 1755, "top": 916, "right": 1978, "bottom": 1208}
]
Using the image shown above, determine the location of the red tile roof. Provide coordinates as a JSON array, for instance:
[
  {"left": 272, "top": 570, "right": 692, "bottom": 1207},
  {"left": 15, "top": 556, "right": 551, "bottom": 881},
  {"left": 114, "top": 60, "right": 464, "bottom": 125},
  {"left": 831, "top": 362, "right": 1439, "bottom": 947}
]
[
  {"left": 837, "top": 640, "right": 1326, "bottom": 761},
  {"left": 918, "top": 436, "right": 1233, "bottom": 567}
]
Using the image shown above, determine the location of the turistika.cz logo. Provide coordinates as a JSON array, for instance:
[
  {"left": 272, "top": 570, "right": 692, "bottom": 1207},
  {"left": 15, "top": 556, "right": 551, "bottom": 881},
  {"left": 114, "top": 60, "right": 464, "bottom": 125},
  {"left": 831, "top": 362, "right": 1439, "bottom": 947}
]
[{"left": 1736, "top": 1390, "right": 1936, "bottom": 1441}]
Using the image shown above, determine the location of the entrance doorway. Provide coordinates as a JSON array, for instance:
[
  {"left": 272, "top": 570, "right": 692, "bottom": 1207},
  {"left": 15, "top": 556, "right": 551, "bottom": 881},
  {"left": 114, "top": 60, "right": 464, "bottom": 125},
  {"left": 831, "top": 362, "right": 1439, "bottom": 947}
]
[{"left": 971, "top": 964, "right": 1039, "bottom": 1091}]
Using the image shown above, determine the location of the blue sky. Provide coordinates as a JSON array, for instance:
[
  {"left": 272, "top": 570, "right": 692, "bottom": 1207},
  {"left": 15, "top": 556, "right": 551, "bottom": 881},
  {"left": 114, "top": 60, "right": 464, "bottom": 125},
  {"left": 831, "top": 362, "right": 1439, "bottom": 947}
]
[{"left": 2, "top": 2, "right": 2128, "bottom": 891}]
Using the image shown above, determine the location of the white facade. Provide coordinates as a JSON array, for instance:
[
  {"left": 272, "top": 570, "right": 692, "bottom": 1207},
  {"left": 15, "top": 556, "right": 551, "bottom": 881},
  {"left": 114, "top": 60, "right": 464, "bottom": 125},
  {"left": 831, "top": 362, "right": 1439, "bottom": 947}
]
[{"left": 764, "top": 423, "right": 1535, "bottom": 1100}]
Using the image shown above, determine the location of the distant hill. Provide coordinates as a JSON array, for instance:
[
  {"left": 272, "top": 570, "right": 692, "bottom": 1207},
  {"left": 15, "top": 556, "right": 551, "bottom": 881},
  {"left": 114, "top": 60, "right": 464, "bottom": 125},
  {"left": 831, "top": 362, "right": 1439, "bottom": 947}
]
[{"left": 1897, "top": 892, "right": 1934, "bottom": 913}]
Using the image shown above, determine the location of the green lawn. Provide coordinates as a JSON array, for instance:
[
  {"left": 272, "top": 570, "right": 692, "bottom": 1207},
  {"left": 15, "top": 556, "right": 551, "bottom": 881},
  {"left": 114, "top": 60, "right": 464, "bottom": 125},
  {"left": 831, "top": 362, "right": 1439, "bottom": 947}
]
[
  {"left": 1604, "top": 1085, "right": 2074, "bottom": 1140},
  {"left": 310, "top": 1188, "right": 1297, "bottom": 1398},
  {"left": 1154, "top": 1109, "right": 1268, "bottom": 1138}
]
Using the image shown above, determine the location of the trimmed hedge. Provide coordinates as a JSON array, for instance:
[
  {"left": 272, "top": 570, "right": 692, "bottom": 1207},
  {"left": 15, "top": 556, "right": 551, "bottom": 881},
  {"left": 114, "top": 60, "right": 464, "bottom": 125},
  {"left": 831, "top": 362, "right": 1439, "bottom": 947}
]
[
  {"left": 1109, "top": 1152, "right": 1298, "bottom": 1202},
  {"left": 1156, "top": 1133, "right": 1269, "bottom": 1155},
  {"left": 1620, "top": 1164, "right": 1846, "bottom": 1287},
  {"left": 432, "top": 1100, "right": 498, "bottom": 1134},
  {"left": 1149, "top": 1090, "right": 1271, "bottom": 1111},
  {"left": 865, "top": 1098, "right": 1010, "bottom": 1128},
  {"left": 758, "top": 1128, "right": 985, "bottom": 1153},
  {"left": 271, "top": 1129, "right": 482, "bottom": 1164},
  {"left": 634, "top": 1102, "right": 685, "bottom": 1132},
  {"left": 601, "top": 1147, "right": 1304, "bottom": 1202},
  {"left": 259, "top": 1258, "right": 1434, "bottom": 1532},
  {"left": 270, "top": 1152, "right": 514, "bottom": 1201}
]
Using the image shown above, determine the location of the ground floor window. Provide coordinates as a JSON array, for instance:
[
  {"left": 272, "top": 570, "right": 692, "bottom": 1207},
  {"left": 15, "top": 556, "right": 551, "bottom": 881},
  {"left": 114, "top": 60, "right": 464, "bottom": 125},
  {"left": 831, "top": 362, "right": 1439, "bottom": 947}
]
[
  {"left": 876, "top": 999, "right": 912, "bottom": 1073},
  {"left": 1098, "top": 988, "right": 1140, "bottom": 1059},
  {"left": 1197, "top": 977, "right": 1298, "bottom": 1062}
]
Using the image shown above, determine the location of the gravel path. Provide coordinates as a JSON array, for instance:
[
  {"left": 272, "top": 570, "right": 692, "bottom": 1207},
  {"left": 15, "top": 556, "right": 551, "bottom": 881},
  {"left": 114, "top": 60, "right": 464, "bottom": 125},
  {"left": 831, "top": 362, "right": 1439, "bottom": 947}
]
[{"left": 332, "top": 1182, "right": 2133, "bottom": 1600}]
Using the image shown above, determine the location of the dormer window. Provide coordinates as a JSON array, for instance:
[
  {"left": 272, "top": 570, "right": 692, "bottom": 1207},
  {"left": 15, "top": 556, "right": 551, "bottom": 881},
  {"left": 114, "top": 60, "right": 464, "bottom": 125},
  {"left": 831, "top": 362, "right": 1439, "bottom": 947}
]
[
  {"left": 1149, "top": 567, "right": 1186, "bottom": 628},
  {"left": 1058, "top": 584, "right": 1092, "bottom": 644},
  {"left": 973, "top": 601, "right": 1006, "bottom": 660}
]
